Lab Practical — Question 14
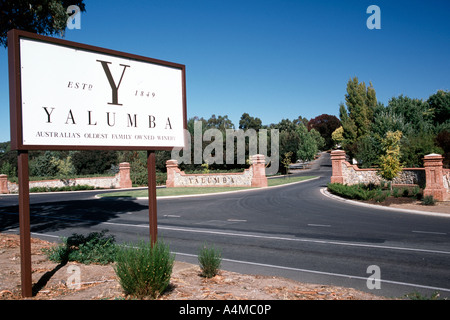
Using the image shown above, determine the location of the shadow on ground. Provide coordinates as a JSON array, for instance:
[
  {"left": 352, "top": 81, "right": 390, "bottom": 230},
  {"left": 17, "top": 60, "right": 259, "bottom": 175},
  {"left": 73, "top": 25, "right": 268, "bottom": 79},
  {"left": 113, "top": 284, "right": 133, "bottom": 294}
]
[{"left": 0, "top": 198, "right": 149, "bottom": 234}]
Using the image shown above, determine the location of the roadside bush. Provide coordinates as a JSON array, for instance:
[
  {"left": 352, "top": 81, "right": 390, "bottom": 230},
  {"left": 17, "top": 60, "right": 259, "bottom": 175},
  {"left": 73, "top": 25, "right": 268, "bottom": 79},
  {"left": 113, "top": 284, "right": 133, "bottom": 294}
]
[
  {"left": 43, "top": 230, "right": 117, "bottom": 265},
  {"left": 414, "top": 186, "right": 423, "bottom": 200},
  {"left": 392, "top": 188, "right": 400, "bottom": 198},
  {"left": 402, "top": 188, "right": 409, "bottom": 197},
  {"left": 198, "top": 243, "right": 222, "bottom": 278},
  {"left": 327, "top": 183, "right": 427, "bottom": 203},
  {"left": 327, "top": 183, "right": 376, "bottom": 201},
  {"left": 374, "top": 189, "right": 388, "bottom": 203},
  {"left": 30, "top": 185, "right": 97, "bottom": 193},
  {"left": 422, "top": 195, "right": 436, "bottom": 206},
  {"left": 114, "top": 240, "right": 174, "bottom": 299}
]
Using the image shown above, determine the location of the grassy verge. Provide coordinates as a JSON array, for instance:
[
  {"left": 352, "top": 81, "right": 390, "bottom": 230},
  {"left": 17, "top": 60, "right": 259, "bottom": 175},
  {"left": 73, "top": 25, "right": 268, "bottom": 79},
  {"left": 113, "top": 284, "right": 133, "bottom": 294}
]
[
  {"left": 267, "top": 175, "right": 316, "bottom": 187},
  {"left": 99, "top": 175, "right": 317, "bottom": 198}
]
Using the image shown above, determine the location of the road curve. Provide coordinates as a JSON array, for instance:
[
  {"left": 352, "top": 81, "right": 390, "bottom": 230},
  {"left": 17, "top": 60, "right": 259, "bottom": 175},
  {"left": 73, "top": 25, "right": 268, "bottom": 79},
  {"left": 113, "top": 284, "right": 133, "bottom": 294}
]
[{"left": 1, "top": 152, "right": 449, "bottom": 298}]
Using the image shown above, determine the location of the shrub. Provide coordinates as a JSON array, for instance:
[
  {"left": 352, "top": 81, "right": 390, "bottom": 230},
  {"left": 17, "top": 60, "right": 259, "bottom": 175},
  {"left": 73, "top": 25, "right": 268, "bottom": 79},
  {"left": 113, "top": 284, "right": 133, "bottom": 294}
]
[
  {"left": 392, "top": 188, "right": 400, "bottom": 198},
  {"left": 374, "top": 189, "right": 388, "bottom": 203},
  {"left": 411, "top": 186, "right": 421, "bottom": 198},
  {"left": 327, "top": 183, "right": 377, "bottom": 201},
  {"left": 114, "top": 240, "right": 174, "bottom": 299},
  {"left": 43, "top": 230, "right": 117, "bottom": 265},
  {"left": 30, "top": 185, "right": 97, "bottom": 193},
  {"left": 402, "top": 188, "right": 409, "bottom": 197},
  {"left": 422, "top": 195, "right": 436, "bottom": 206},
  {"left": 198, "top": 243, "right": 222, "bottom": 278},
  {"left": 43, "top": 240, "right": 70, "bottom": 263}
]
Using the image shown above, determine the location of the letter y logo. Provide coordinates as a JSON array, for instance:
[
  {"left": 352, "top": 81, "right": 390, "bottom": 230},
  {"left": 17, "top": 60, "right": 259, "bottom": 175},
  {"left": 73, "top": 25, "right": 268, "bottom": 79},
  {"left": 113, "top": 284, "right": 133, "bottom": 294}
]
[{"left": 97, "top": 60, "right": 130, "bottom": 105}]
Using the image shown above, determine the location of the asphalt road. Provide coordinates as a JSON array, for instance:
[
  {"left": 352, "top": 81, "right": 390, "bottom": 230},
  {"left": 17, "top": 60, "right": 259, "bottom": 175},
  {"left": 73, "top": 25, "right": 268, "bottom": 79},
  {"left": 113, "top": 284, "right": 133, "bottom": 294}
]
[{"left": 1, "top": 152, "right": 449, "bottom": 299}]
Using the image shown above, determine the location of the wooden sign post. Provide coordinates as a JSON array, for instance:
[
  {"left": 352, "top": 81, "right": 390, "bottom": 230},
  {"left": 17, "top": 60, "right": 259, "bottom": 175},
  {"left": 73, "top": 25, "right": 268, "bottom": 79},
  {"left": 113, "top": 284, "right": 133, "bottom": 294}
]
[{"left": 8, "top": 29, "right": 187, "bottom": 297}]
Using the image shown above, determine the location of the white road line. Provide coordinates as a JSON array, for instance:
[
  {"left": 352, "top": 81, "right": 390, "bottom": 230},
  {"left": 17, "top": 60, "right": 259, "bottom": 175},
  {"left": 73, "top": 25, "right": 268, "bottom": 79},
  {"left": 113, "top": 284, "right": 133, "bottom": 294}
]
[
  {"left": 308, "top": 224, "right": 331, "bottom": 227},
  {"left": 174, "top": 252, "right": 450, "bottom": 293},
  {"left": 157, "top": 225, "right": 450, "bottom": 255},
  {"left": 3, "top": 211, "right": 450, "bottom": 255},
  {"left": 412, "top": 230, "right": 447, "bottom": 235},
  {"left": 13, "top": 228, "right": 450, "bottom": 293}
]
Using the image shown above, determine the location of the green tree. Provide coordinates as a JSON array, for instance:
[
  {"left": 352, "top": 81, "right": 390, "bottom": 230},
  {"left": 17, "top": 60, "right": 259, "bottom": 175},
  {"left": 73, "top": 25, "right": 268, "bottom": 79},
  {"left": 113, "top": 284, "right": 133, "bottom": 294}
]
[
  {"left": 1, "top": 0, "right": 87, "bottom": 47},
  {"left": 387, "top": 95, "right": 433, "bottom": 133},
  {"left": 309, "top": 128, "right": 325, "bottom": 151},
  {"left": 279, "top": 129, "right": 300, "bottom": 162},
  {"left": 281, "top": 151, "right": 293, "bottom": 175},
  {"left": 206, "top": 114, "right": 234, "bottom": 130},
  {"left": 51, "top": 155, "right": 76, "bottom": 177},
  {"left": 344, "top": 77, "right": 377, "bottom": 138},
  {"left": 436, "top": 130, "right": 450, "bottom": 168},
  {"left": 71, "top": 150, "right": 118, "bottom": 175},
  {"left": 296, "top": 123, "right": 318, "bottom": 162},
  {"left": 371, "top": 108, "right": 411, "bottom": 139},
  {"left": 339, "top": 103, "right": 357, "bottom": 144},
  {"left": 400, "top": 133, "right": 443, "bottom": 168},
  {"left": 0, "top": 161, "right": 16, "bottom": 177},
  {"left": 0, "top": 142, "right": 17, "bottom": 177},
  {"left": 30, "top": 151, "right": 61, "bottom": 177},
  {"left": 356, "top": 108, "right": 410, "bottom": 167},
  {"left": 378, "top": 131, "right": 403, "bottom": 189},
  {"left": 239, "top": 113, "right": 262, "bottom": 130},
  {"left": 307, "top": 114, "right": 341, "bottom": 149},
  {"left": 331, "top": 126, "right": 344, "bottom": 147},
  {"left": 428, "top": 90, "right": 450, "bottom": 125},
  {"left": 271, "top": 118, "right": 297, "bottom": 132},
  {"left": 354, "top": 134, "right": 380, "bottom": 168}
]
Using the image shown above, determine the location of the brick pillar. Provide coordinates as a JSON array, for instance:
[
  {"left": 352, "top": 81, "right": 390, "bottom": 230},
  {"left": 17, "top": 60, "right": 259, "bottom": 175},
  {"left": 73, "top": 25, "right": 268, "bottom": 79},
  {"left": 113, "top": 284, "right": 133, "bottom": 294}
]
[
  {"left": 0, "top": 174, "right": 9, "bottom": 194},
  {"left": 165, "top": 159, "right": 179, "bottom": 188},
  {"left": 423, "top": 154, "right": 446, "bottom": 201},
  {"left": 250, "top": 154, "right": 268, "bottom": 187},
  {"left": 330, "top": 150, "right": 346, "bottom": 184},
  {"left": 119, "top": 162, "right": 132, "bottom": 189}
]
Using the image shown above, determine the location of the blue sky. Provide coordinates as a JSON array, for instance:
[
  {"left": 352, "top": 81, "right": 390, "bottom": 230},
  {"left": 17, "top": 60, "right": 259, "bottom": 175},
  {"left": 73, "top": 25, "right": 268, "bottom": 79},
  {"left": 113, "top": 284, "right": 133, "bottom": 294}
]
[{"left": 1, "top": 0, "right": 449, "bottom": 142}]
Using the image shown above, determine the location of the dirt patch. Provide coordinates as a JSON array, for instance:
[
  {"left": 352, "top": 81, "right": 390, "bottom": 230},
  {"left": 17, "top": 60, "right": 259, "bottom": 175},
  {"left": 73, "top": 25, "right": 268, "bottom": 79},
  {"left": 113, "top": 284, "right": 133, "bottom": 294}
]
[{"left": 0, "top": 233, "right": 387, "bottom": 300}]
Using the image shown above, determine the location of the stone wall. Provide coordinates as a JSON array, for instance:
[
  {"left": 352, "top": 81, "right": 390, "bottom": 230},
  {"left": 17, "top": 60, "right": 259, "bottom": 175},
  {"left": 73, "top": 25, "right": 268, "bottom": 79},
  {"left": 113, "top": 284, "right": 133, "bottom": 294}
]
[
  {"left": 166, "top": 154, "right": 268, "bottom": 188},
  {"left": 0, "top": 162, "right": 132, "bottom": 194},
  {"left": 341, "top": 161, "right": 425, "bottom": 187},
  {"left": 330, "top": 150, "right": 449, "bottom": 201}
]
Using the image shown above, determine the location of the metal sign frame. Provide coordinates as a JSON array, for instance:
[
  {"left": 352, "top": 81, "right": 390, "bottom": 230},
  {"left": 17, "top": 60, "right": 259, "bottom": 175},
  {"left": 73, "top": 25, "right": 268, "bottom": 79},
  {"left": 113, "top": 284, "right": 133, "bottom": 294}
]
[
  {"left": 9, "top": 29, "right": 187, "bottom": 151},
  {"left": 7, "top": 29, "right": 187, "bottom": 297}
]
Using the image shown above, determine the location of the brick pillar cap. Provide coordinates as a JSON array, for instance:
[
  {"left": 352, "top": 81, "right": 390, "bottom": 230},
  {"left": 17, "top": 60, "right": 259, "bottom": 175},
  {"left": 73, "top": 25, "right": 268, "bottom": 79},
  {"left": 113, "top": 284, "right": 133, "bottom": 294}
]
[
  {"left": 166, "top": 159, "right": 179, "bottom": 165},
  {"left": 250, "top": 154, "right": 266, "bottom": 163},
  {"left": 119, "top": 162, "right": 130, "bottom": 167},
  {"left": 424, "top": 153, "right": 443, "bottom": 159},
  {"left": 0, "top": 174, "right": 7, "bottom": 177}
]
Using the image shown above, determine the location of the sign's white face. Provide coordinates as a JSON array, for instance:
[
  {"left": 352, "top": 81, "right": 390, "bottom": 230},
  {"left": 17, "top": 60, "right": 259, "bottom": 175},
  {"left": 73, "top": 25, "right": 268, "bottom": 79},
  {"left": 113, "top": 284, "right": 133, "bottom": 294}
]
[{"left": 19, "top": 38, "right": 185, "bottom": 148}]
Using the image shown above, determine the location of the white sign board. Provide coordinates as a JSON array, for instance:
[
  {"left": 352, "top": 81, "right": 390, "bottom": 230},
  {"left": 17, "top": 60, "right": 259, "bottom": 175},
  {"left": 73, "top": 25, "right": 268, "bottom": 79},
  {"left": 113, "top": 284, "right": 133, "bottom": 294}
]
[{"left": 11, "top": 32, "right": 186, "bottom": 150}]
